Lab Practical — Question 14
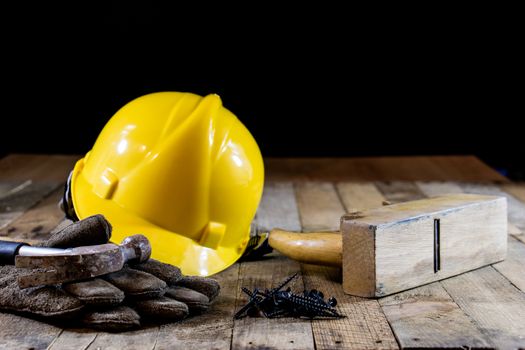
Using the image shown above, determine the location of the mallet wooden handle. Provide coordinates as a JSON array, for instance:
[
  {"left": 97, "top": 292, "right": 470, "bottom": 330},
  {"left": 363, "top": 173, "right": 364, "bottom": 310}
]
[{"left": 268, "top": 229, "right": 342, "bottom": 267}]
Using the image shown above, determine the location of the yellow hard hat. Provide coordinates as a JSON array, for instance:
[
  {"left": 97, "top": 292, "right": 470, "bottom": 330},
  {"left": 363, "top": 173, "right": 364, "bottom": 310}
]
[{"left": 65, "top": 91, "right": 264, "bottom": 276}]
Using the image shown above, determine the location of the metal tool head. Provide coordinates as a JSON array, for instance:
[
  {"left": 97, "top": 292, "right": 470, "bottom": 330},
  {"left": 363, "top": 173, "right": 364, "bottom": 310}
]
[{"left": 15, "top": 234, "right": 151, "bottom": 289}]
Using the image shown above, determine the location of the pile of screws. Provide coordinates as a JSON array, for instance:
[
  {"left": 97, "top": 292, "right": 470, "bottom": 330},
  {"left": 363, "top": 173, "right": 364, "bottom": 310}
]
[{"left": 234, "top": 273, "right": 344, "bottom": 319}]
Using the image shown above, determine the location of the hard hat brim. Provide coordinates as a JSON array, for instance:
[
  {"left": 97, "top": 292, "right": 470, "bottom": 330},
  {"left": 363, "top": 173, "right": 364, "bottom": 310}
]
[{"left": 70, "top": 158, "right": 244, "bottom": 277}]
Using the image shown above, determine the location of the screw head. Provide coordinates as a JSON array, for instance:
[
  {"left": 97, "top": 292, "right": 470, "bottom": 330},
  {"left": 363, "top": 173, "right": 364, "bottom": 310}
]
[{"left": 308, "top": 289, "right": 324, "bottom": 300}]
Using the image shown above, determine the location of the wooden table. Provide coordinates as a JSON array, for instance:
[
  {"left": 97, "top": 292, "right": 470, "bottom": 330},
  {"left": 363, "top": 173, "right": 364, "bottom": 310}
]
[{"left": 1, "top": 154, "right": 525, "bottom": 350}]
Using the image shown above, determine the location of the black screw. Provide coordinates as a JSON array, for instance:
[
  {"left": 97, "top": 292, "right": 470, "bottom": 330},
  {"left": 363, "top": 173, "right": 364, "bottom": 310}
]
[
  {"left": 233, "top": 273, "right": 344, "bottom": 320},
  {"left": 285, "top": 294, "right": 343, "bottom": 318},
  {"left": 234, "top": 287, "right": 263, "bottom": 319},
  {"left": 327, "top": 297, "right": 337, "bottom": 307},
  {"left": 271, "top": 272, "right": 298, "bottom": 294}
]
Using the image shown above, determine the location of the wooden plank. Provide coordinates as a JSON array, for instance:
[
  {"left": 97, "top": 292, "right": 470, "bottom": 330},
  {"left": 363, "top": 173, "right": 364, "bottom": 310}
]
[
  {"left": 0, "top": 154, "right": 508, "bottom": 183},
  {"left": 374, "top": 181, "right": 425, "bottom": 203},
  {"left": 507, "top": 222, "right": 522, "bottom": 237},
  {"left": 232, "top": 255, "right": 313, "bottom": 350},
  {"left": 493, "top": 235, "right": 525, "bottom": 292},
  {"left": 264, "top": 156, "right": 508, "bottom": 182},
  {"left": 86, "top": 327, "right": 159, "bottom": 350},
  {"left": 154, "top": 265, "right": 239, "bottom": 350},
  {"left": 441, "top": 267, "right": 525, "bottom": 349},
  {"left": 0, "top": 154, "right": 70, "bottom": 232},
  {"left": 379, "top": 282, "right": 492, "bottom": 349},
  {"left": 48, "top": 329, "right": 97, "bottom": 350},
  {"left": 232, "top": 182, "right": 314, "bottom": 350},
  {"left": 375, "top": 181, "right": 495, "bottom": 349},
  {"left": 296, "top": 181, "right": 398, "bottom": 349},
  {"left": 502, "top": 183, "right": 525, "bottom": 203},
  {"left": 459, "top": 183, "right": 525, "bottom": 231},
  {"left": 0, "top": 313, "right": 62, "bottom": 350},
  {"left": 0, "top": 182, "right": 18, "bottom": 197},
  {"left": 0, "top": 157, "right": 71, "bottom": 350},
  {"left": 301, "top": 265, "right": 398, "bottom": 350},
  {"left": 336, "top": 182, "right": 385, "bottom": 212},
  {"left": 0, "top": 181, "right": 59, "bottom": 230},
  {"left": 0, "top": 187, "right": 65, "bottom": 240},
  {"left": 0, "top": 181, "right": 36, "bottom": 199},
  {"left": 0, "top": 155, "right": 85, "bottom": 349},
  {"left": 432, "top": 156, "right": 509, "bottom": 183},
  {"left": 295, "top": 182, "right": 343, "bottom": 232},
  {"left": 513, "top": 232, "right": 525, "bottom": 245},
  {"left": 51, "top": 300, "right": 158, "bottom": 349},
  {"left": 501, "top": 183, "right": 525, "bottom": 240},
  {"left": 256, "top": 182, "right": 301, "bottom": 232},
  {"left": 412, "top": 181, "right": 525, "bottom": 348},
  {"left": 462, "top": 182, "right": 525, "bottom": 241},
  {"left": 415, "top": 181, "right": 464, "bottom": 197},
  {"left": 0, "top": 154, "right": 78, "bottom": 183}
]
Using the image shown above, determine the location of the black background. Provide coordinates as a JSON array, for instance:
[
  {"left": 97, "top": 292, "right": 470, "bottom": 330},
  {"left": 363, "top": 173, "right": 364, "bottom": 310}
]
[{"left": 1, "top": 4, "right": 522, "bottom": 179}]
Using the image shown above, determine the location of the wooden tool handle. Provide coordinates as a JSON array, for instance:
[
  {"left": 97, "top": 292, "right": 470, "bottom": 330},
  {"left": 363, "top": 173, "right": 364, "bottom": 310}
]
[{"left": 268, "top": 229, "right": 342, "bottom": 267}]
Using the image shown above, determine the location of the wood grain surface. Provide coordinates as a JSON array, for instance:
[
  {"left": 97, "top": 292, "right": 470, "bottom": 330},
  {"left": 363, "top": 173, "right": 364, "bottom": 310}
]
[
  {"left": 296, "top": 181, "right": 398, "bottom": 349},
  {"left": 1, "top": 154, "right": 524, "bottom": 350},
  {"left": 231, "top": 182, "right": 314, "bottom": 350}
]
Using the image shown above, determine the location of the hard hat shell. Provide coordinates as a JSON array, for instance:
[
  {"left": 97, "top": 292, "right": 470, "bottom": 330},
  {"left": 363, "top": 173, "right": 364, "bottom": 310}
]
[{"left": 70, "top": 92, "right": 264, "bottom": 276}]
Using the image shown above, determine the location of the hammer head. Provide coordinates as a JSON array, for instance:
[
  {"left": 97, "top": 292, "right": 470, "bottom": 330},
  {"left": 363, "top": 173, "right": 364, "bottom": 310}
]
[
  {"left": 15, "top": 234, "right": 151, "bottom": 289},
  {"left": 341, "top": 194, "right": 507, "bottom": 297}
]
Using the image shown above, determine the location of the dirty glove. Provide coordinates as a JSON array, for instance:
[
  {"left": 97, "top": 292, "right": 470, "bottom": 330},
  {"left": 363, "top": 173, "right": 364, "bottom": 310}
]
[
  {"left": 0, "top": 215, "right": 220, "bottom": 331},
  {"left": 0, "top": 215, "right": 111, "bottom": 322}
]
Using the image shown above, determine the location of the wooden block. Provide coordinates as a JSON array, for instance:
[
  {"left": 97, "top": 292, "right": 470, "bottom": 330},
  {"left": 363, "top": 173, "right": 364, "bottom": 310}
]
[{"left": 341, "top": 194, "right": 507, "bottom": 297}]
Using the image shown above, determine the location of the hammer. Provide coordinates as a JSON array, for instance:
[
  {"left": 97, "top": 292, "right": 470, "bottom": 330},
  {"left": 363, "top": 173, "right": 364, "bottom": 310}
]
[{"left": 0, "top": 234, "right": 151, "bottom": 288}]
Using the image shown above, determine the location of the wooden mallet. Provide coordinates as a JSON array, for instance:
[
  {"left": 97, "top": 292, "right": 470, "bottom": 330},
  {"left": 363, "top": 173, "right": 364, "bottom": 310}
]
[{"left": 268, "top": 194, "right": 507, "bottom": 297}]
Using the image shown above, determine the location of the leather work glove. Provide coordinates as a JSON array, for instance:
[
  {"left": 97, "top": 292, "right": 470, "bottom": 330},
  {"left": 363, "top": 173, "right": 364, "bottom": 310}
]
[{"left": 0, "top": 215, "right": 220, "bottom": 331}]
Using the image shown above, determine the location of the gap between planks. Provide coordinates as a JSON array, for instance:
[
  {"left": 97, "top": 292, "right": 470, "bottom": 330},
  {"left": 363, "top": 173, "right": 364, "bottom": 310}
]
[
  {"left": 0, "top": 164, "right": 70, "bottom": 350},
  {"left": 231, "top": 182, "right": 314, "bottom": 350},
  {"left": 0, "top": 187, "right": 65, "bottom": 240},
  {"left": 295, "top": 181, "right": 398, "bottom": 349},
  {"left": 416, "top": 181, "right": 525, "bottom": 349},
  {"left": 374, "top": 181, "right": 495, "bottom": 348}
]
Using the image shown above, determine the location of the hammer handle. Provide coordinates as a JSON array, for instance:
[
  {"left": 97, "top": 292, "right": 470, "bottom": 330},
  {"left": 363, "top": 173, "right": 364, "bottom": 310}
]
[
  {"left": 0, "top": 240, "right": 28, "bottom": 265},
  {"left": 0, "top": 240, "right": 65, "bottom": 265},
  {"left": 268, "top": 229, "right": 342, "bottom": 267}
]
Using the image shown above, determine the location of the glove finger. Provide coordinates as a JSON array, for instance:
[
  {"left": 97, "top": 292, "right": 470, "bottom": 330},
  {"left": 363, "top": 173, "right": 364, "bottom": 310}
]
[
  {"left": 104, "top": 267, "right": 167, "bottom": 299},
  {"left": 165, "top": 286, "right": 209, "bottom": 314},
  {"left": 40, "top": 214, "right": 112, "bottom": 248},
  {"left": 82, "top": 305, "right": 140, "bottom": 332},
  {"left": 63, "top": 278, "right": 124, "bottom": 306},
  {"left": 132, "top": 259, "right": 183, "bottom": 285},
  {"left": 175, "top": 276, "right": 220, "bottom": 302},
  {"left": 0, "top": 265, "right": 84, "bottom": 319},
  {"left": 133, "top": 296, "right": 189, "bottom": 320}
]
